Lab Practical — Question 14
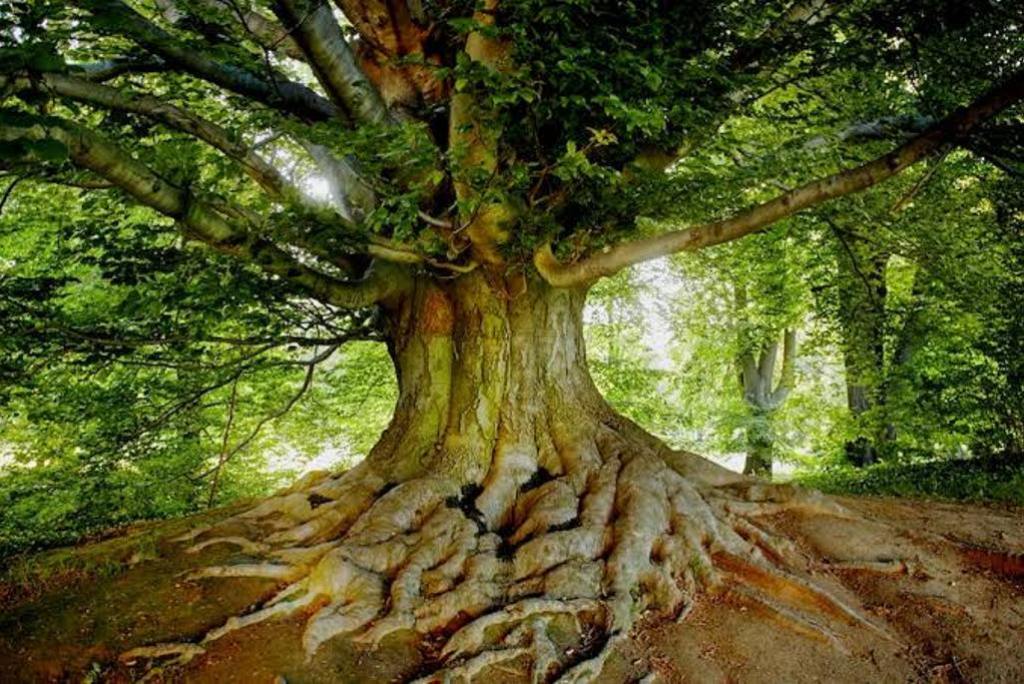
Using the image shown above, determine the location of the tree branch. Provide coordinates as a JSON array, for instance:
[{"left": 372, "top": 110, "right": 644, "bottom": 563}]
[
  {"left": 757, "top": 340, "right": 779, "bottom": 390},
  {"left": 72, "top": 56, "right": 170, "bottom": 81},
  {"left": 536, "top": 70, "right": 1024, "bottom": 287},
  {"left": 303, "top": 140, "right": 376, "bottom": 223},
  {"left": 153, "top": 0, "right": 307, "bottom": 62},
  {"left": 24, "top": 72, "right": 293, "bottom": 200},
  {"left": 771, "top": 329, "right": 797, "bottom": 407},
  {"left": 7, "top": 73, "right": 440, "bottom": 273},
  {"left": 272, "top": 0, "right": 392, "bottom": 126},
  {"left": 448, "top": 0, "right": 514, "bottom": 268},
  {"left": 192, "top": 345, "right": 329, "bottom": 485},
  {"left": 0, "top": 114, "right": 409, "bottom": 308},
  {"left": 73, "top": 0, "right": 341, "bottom": 123},
  {"left": 0, "top": 176, "right": 25, "bottom": 217},
  {"left": 207, "top": 375, "right": 240, "bottom": 507}
]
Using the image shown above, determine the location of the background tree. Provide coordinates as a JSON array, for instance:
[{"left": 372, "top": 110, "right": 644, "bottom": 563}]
[{"left": 667, "top": 232, "right": 811, "bottom": 477}]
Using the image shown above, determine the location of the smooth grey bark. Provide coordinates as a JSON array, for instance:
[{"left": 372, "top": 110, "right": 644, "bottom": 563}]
[{"left": 738, "top": 329, "right": 797, "bottom": 477}]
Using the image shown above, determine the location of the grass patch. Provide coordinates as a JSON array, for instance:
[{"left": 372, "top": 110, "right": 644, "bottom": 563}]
[
  {"left": 0, "top": 500, "right": 247, "bottom": 609},
  {"left": 793, "top": 452, "right": 1024, "bottom": 506}
]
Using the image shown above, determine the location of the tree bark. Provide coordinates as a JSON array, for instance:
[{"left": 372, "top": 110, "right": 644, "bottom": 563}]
[
  {"left": 736, "top": 313, "right": 798, "bottom": 477},
  {"left": 366, "top": 271, "right": 627, "bottom": 487}
]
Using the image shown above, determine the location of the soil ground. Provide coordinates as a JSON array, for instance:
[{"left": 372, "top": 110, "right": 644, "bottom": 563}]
[{"left": 1, "top": 494, "right": 1021, "bottom": 683}]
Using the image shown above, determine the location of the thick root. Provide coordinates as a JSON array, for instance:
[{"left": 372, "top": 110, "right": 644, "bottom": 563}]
[
  {"left": 185, "top": 536, "right": 269, "bottom": 555},
  {"left": 141, "top": 436, "right": 889, "bottom": 683},
  {"left": 119, "top": 643, "right": 206, "bottom": 664}
]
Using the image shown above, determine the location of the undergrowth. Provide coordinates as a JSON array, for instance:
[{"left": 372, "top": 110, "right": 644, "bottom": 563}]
[{"left": 793, "top": 452, "right": 1024, "bottom": 506}]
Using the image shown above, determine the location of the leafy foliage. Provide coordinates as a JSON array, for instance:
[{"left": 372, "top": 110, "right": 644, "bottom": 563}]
[
  {"left": 0, "top": 182, "right": 395, "bottom": 557},
  {"left": 794, "top": 452, "right": 1024, "bottom": 505}
]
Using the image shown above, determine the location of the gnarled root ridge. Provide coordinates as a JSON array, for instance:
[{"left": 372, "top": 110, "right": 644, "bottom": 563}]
[{"left": 147, "top": 426, "right": 885, "bottom": 682}]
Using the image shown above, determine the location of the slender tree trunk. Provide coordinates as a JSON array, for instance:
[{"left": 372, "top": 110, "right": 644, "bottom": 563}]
[
  {"left": 743, "top": 417, "right": 774, "bottom": 477},
  {"left": 880, "top": 268, "right": 925, "bottom": 446},
  {"left": 836, "top": 234, "right": 888, "bottom": 467},
  {"left": 737, "top": 328, "right": 797, "bottom": 478}
]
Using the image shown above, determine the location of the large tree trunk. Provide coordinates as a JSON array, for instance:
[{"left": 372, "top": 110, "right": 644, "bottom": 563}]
[{"left": 143, "top": 274, "right": 881, "bottom": 681}]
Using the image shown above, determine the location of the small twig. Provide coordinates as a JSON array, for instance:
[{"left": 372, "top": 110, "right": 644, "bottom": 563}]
[
  {"left": 890, "top": 147, "right": 950, "bottom": 213},
  {"left": 192, "top": 346, "right": 331, "bottom": 482},
  {"left": 417, "top": 210, "right": 453, "bottom": 229},
  {"left": 822, "top": 216, "right": 884, "bottom": 307},
  {"left": 0, "top": 176, "right": 25, "bottom": 217},
  {"left": 207, "top": 377, "right": 240, "bottom": 507}
]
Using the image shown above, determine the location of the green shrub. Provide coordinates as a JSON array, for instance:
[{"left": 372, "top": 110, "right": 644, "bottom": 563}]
[{"left": 793, "top": 453, "right": 1024, "bottom": 505}]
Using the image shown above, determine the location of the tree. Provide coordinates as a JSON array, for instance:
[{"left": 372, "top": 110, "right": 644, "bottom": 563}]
[
  {"left": 832, "top": 224, "right": 889, "bottom": 465},
  {"left": 813, "top": 146, "right": 1022, "bottom": 466},
  {"left": 1, "top": 0, "right": 1023, "bottom": 679},
  {"left": 666, "top": 231, "right": 811, "bottom": 478},
  {"left": 737, "top": 326, "right": 798, "bottom": 477},
  {"left": 729, "top": 240, "right": 805, "bottom": 477}
]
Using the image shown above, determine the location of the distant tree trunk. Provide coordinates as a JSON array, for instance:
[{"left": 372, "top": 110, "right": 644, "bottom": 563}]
[
  {"left": 835, "top": 233, "right": 889, "bottom": 466},
  {"left": 737, "top": 318, "right": 798, "bottom": 478},
  {"left": 743, "top": 417, "right": 775, "bottom": 477},
  {"left": 879, "top": 268, "right": 926, "bottom": 446}
]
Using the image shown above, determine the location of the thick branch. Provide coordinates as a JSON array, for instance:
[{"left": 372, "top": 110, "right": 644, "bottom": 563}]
[
  {"left": 72, "top": 56, "right": 170, "bottom": 81},
  {"left": 449, "top": 0, "right": 514, "bottom": 268},
  {"left": 272, "top": 0, "right": 392, "bottom": 126},
  {"left": 771, "top": 329, "right": 797, "bottom": 407},
  {"left": 8, "top": 74, "right": 435, "bottom": 271},
  {"left": 73, "top": 0, "right": 341, "bottom": 123},
  {"left": 757, "top": 341, "right": 779, "bottom": 389},
  {"left": 0, "top": 115, "right": 407, "bottom": 308},
  {"left": 153, "top": 0, "right": 307, "bottom": 62},
  {"left": 303, "top": 141, "right": 377, "bottom": 223},
  {"left": 25, "top": 72, "right": 291, "bottom": 199},
  {"left": 536, "top": 70, "right": 1024, "bottom": 286},
  {"left": 332, "top": 0, "right": 443, "bottom": 107}
]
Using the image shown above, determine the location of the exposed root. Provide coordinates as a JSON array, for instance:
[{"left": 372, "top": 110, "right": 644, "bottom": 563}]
[
  {"left": 823, "top": 559, "right": 910, "bottom": 575},
  {"left": 144, "top": 435, "right": 898, "bottom": 682},
  {"left": 959, "top": 545, "right": 1024, "bottom": 578},
  {"left": 712, "top": 551, "right": 892, "bottom": 640},
  {"left": 119, "top": 643, "right": 206, "bottom": 664},
  {"left": 186, "top": 536, "right": 269, "bottom": 555},
  {"left": 203, "top": 591, "right": 319, "bottom": 644},
  {"left": 186, "top": 562, "right": 302, "bottom": 582},
  {"left": 731, "top": 586, "right": 846, "bottom": 652},
  {"left": 440, "top": 598, "right": 605, "bottom": 662},
  {"left": 411, "top": 647, "right": 531, "bottom": 684},
  {"left": 553, "top": 633, "right": 628, "bottom": 684}
]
